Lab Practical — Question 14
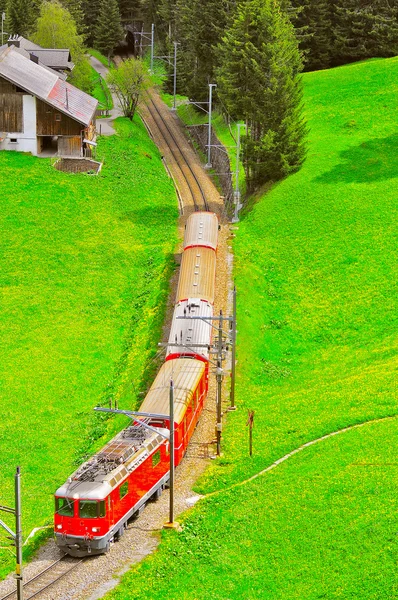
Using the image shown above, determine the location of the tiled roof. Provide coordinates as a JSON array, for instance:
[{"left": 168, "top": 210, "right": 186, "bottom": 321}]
[{"left": 0, "top": 46, "right": 97, "bottom": 126}]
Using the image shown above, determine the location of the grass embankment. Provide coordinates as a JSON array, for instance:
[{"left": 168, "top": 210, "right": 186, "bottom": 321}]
[
  {"left": 0, "top": 117, "right": 178, "bottom": 578},
  {"left": 89, "top": 64, "right": 113, "bottom": 111},
  {"left": 106, "top": 56, "right": 398, "bottom": 599}
]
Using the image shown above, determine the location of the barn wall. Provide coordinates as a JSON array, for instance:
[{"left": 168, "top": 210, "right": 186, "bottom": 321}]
[
  {"left": 0, "top": 94, "right": 37, "bottom": 155},
  {"left": 58, "top": 136, "right": 82, "bottom": 157},
  {"left": 0, "top": 93, "right": 23, "bottom": 132},
  {"left": 36, "top": 98, "right": 83, "bottom": 136}
]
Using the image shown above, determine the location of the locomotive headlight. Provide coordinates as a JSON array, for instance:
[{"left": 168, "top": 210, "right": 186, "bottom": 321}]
[
  {"left": 56, "top": 525, "right": 62, "bottom": 530},
  {"left": 92, "top": 527, "right": 99, "bottom": 533}
]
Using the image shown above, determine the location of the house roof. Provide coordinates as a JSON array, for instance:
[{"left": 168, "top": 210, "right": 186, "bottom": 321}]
[
  {"left": 0, "top": 46, "right": 98, "bottom": 126},
  {"left": 8, "top": 36, "right": 74, "bottom": 70},
  {"left": 0, "top": 43, "right": 67, "bottom": 80},
  {"left": 26, "top": 49, "right": 74, "bottom": 70}
]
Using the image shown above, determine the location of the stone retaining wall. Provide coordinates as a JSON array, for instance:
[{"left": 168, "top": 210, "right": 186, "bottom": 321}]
[{"left": 187, "top": 124, "right": 234, "bottom": 210}]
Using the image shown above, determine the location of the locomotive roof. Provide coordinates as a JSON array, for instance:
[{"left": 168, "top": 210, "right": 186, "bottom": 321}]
[
  {"left": 167, "top": 298, "right": 213, "bottom": 360},
  {"left": 55, "top": 426, "right": 168, "bottom": 499},
  {"left": 176, "top": 246, "right": 216, "bottom": 305},
  {"left": 140, "top": 358, "right": 205, "bottom": 425},
  {"left": 183, "top": 212, "right": 219, "bottom": 251}
]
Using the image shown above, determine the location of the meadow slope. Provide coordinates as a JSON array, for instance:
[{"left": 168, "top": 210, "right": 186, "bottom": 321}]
[
  {"left": 0, "top": 117, "right": 178, "bottom": 577},
  {"left": 106, "top": 56, "right": 398, "bottom": 599}
]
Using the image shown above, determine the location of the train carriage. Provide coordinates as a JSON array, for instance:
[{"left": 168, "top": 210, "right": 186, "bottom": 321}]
[
  {"left": 183, "top": 211, "right": 219, "bottom": 251},
  {"left": 176, "top": 246, "right": 216, "bottom": 305},
  {"left": 54, "top": 212, "right": 218, "bottom": 557}
]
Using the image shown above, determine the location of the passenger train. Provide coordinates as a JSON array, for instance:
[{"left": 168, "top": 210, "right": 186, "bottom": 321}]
[{"left": 54, "top": 212, "right": 219, "bottom": 557}]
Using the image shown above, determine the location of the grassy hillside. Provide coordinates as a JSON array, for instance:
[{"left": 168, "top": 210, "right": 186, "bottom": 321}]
[
  {"left": 0, "top": 118, "right": 178, "bottom": 577},
  {"left": 106, "top": 56, "right": 398, "bottom": 599}
]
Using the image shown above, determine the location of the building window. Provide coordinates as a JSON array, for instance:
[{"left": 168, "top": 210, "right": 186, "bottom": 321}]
[
  {"left": 9, "top": 138, "right": 17, "bottom": 143},
  {"left": 120, "top": 481, "right": 128, "bottom": 499},
  {"left": 152, "top": 450, "right": 161, "bottom": 467},
  {"left": 55, "top": 114, "right": 62, "bottom": 122}
]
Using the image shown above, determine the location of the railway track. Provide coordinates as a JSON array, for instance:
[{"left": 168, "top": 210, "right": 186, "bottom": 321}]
[
  {"left": 0, "top": 556, "right": 83, "bottom": 600},
  {"left": 143, "top": 93, "right": 210, "bottom": 213}
]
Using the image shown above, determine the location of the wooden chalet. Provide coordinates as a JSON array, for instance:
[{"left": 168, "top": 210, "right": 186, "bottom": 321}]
[{"left": 0, "top": 45, "right": 97, "bottom": 157}]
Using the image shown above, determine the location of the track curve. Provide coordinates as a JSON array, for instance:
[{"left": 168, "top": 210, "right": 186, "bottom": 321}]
[{"left": 143, "top": 92, "right": 209, "bottom": 212}]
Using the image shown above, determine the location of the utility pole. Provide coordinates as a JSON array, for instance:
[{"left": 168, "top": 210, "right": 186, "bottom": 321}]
[
  {"left": 229, "top": 286, "right": 237, "bottom": 409},
  {"left": 205, "top": 84, "right": 217, "bottom": 168},
  {"left": 0, "top": 467, "right": 23, "bottom": 600},
  {"left": 246, "top": 410, "right": 255, "bottom": 456},
  {"left": 168, "top": 379, "right": 175, "bottom": 524},
  {"left": 1, "top": 12, "right": 5, "bottom": 46},
  {"left": 216, "top": 310, "right": 223, "bottom": 455},
  {"left": 232, "top": 123, "right": 245, "bottom": 223},
  {"left": 150, "top": 23, "right": 155, "bottom": 73},
  {"left": 172, "top": 42, "right": 178, "bottom": 111}
]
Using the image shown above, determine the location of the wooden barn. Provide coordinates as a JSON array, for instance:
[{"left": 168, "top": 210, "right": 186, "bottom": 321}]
[{"left": 0, "top": 45, "right": 97, "bottom": 157}]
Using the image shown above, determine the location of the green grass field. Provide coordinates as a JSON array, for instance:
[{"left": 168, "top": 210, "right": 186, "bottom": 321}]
[
  {"left": 106, "top": 56, "right": 398, "bottom": 599},
  {"left": 0, "top": 118, "right": 178, "bottom": 577}
]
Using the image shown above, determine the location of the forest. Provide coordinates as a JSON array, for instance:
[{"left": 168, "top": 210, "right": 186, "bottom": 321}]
[{"left": 2, "top": 0, "right": 397, "bottom": 191}]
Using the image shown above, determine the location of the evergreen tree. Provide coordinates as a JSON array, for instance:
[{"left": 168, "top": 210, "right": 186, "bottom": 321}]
[
  {"left": 290, "top": 0, "right": 332, "bottom": 70},
  {"left": 94, "top": 0, "right": 123, "bottom": 59},
  {"left": 332, "top": 0, "right": 398, "bottom": 64},
  {"left": 7, "top": 0, "right": 34, "bottom": 36},
  {"left": 176, "top": 0, "right": 237, "bottom": 102},
  {"left": 118, "top": 0, "right": 139, "bottom": 24},
  {"left": 217, "top": 0, "right": 306, "bottom": 190},
  {"left": 81, "top": 0, "right": 101, "bottom": 45}
]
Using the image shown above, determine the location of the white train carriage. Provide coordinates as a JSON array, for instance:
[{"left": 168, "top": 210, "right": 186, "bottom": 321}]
[{"left": 167, "top": 298, "right": 213, "bottom": 361}]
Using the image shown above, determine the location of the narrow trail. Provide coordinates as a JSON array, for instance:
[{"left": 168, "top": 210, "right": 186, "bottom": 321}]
[{"left": 200, "top": 414, "right": 398, "bottom": 501}]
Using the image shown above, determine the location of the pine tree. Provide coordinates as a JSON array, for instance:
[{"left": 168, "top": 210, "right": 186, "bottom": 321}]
[
  {"left": 94, "top": 0, "right": 123, "bottom": 60},
  {"left": 290, "top": 0, "right": 332, "bottom": 70},
  {"left": 217, "top": 0, "right": 306, "bottom": 190},
  {"left": 118, "top": 0, "right": 139, "bottom": 24},
  {"left": 81, "top": 0, "right": 101, "bottom": 45},
  {"left": 7, "top": 0, "right": 34, "bottom": 36},
  {"left": 332, "top": 0, "right": 398, "bottom": 64},
  {"left": 175, "top": 0, "right": 237, "bottom": 102}
]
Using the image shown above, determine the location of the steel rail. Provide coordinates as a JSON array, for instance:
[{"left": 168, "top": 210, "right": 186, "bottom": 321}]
[
  {"left": 144, "top": 93, "right": 209, "bottom": 212},
  {"left": 0, "top": 556, "right": 83, "bottom": 600}
]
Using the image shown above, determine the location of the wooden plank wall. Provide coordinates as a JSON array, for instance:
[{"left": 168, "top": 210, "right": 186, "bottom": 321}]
[
  {"left": 0, "top": 77, "right": 23, "bottom": 132},
  {"left": 58, "top": 136, "right": 82, "bottom": 157},
  {"left": 36, "top": 98, "right": 83, "bottom": 136}
]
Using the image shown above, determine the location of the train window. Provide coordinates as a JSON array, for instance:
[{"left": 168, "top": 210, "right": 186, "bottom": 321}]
[
  {"left": 152, "top": 450, "right": 161, "bottom": 467},
  {"left": 56, "top": 497, "right": 74, "bottom": 516},
  {"left": 120, "top": 481, "right": 128, "bottom": 499},
  {"left": 79, "top": 501, "right": 98, "bottom": 519},
  {"left": 99, "top": 500, "right": 106, "bottom": 517}
]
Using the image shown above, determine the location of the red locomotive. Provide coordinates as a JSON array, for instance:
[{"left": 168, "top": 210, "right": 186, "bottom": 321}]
[{"left": 54, "top": 212, "right": 218, "bottom": 556}]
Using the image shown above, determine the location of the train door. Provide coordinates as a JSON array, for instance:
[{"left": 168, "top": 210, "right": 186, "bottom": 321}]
[{"left": 108, "top": 494, "right": 114, "bottom": 529}]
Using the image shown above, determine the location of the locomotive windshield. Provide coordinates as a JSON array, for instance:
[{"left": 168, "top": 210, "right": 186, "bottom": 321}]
[
  {"left": 79, "top": 500, "right": 106, "bottom": 519},
  {"left": 56, "top": 497, "right": 74, "bottom": 516}
]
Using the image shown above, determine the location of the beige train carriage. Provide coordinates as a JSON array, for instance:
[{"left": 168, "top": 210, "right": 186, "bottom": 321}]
[
  {"left": 176, "top": 246, "right": 216, "bottom": 304},
  {"left": 139, "top": 358, "right": 208, "bottom": 464},
  {"left": 183, "top": 211, "right": 219, "bottom": 251}
]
